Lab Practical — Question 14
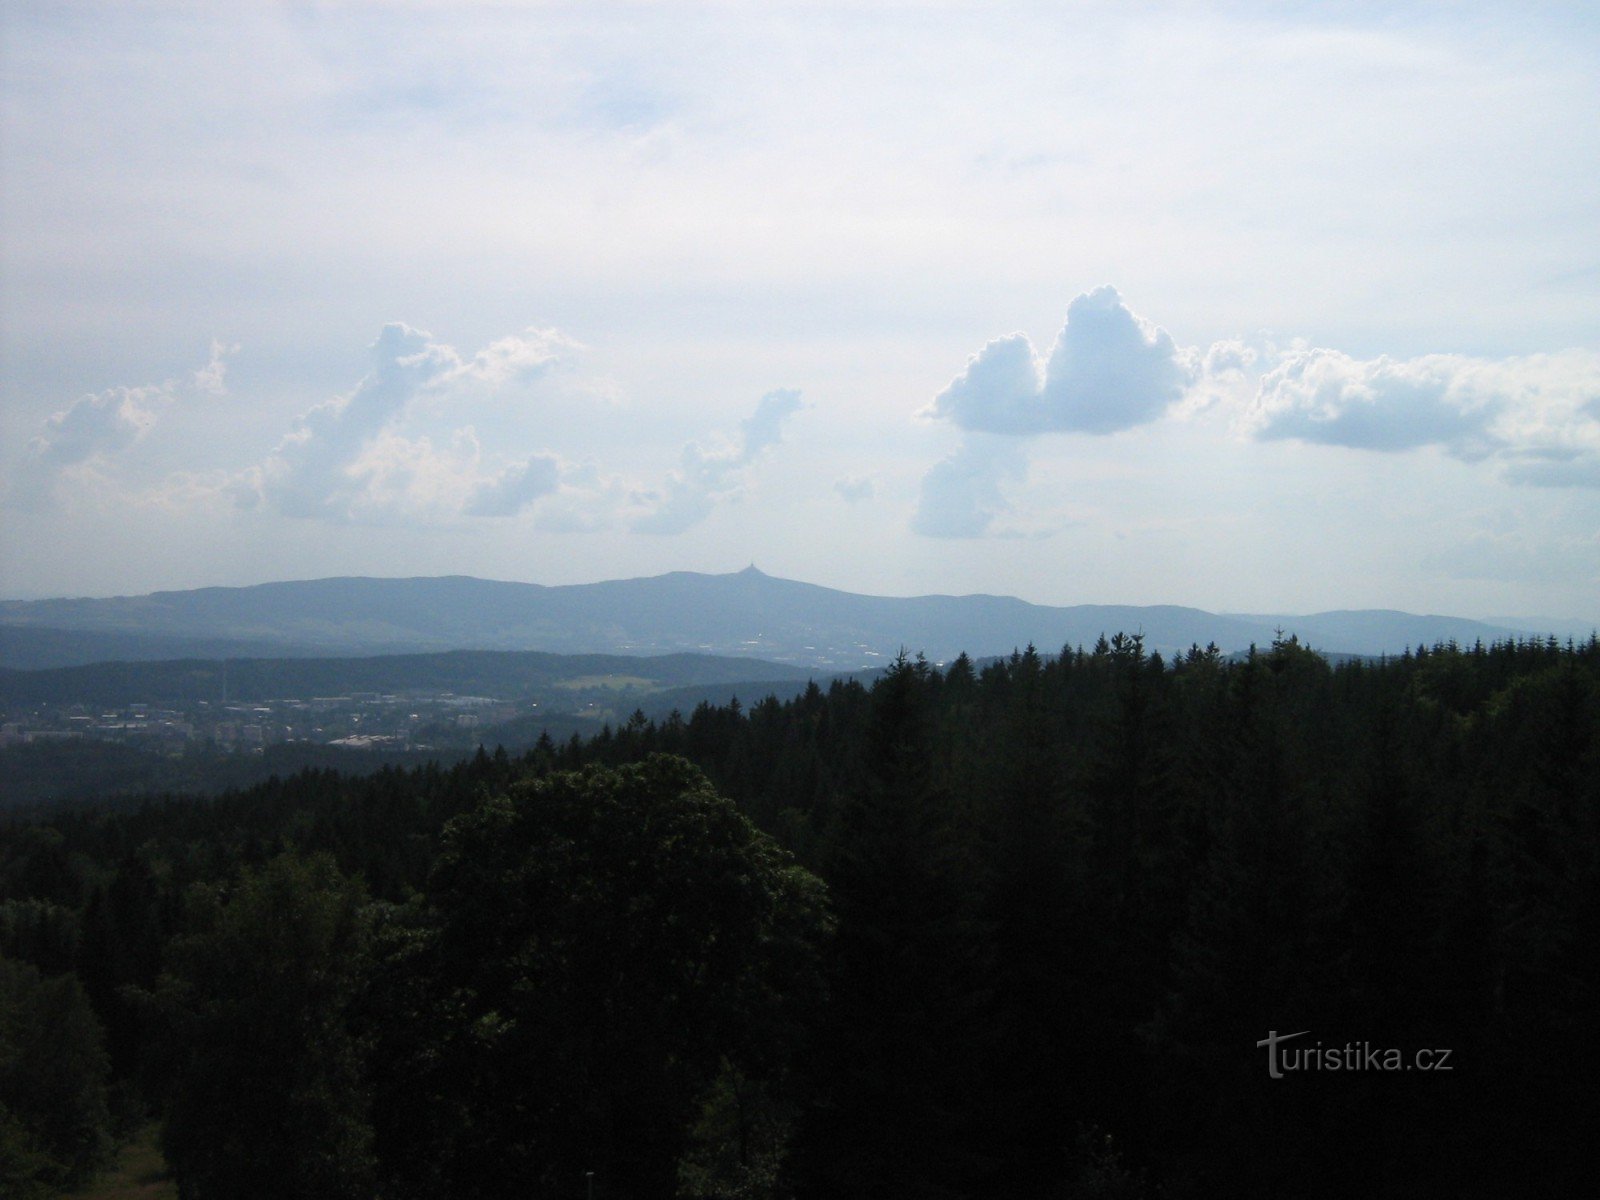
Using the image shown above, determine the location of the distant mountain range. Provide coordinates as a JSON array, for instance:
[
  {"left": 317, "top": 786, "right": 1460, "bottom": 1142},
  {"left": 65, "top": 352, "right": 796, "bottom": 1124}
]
[{"left": 0, "top": 567, "right": 1589, "bottom": 670}]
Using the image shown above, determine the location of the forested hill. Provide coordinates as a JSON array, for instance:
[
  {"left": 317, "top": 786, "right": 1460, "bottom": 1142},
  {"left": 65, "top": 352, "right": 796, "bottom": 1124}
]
[
  {"left": 2, "top": 633, "right": 1596, "bottom": 1197},
  {"left": 0, "top": 566, "right": 1558, "bottom": 668},
  {"left": 0, "top": 647, "right": 816, "bottom": 707}
]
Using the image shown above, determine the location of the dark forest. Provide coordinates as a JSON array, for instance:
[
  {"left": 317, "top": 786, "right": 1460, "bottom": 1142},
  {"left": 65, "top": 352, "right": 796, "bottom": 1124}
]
[{"left": 3, "top": 633, "right": 1596, "bottom": 1197}]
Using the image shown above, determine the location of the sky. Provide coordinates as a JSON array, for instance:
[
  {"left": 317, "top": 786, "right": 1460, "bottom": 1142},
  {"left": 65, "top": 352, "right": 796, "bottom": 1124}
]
[{"left": 3, "top": 1, "right": 1598, "bottom": 620}]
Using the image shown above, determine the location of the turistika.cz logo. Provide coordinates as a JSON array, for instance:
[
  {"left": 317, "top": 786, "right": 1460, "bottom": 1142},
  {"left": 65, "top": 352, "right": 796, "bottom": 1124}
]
[{"left": 1256, "top": 1030, "right": 1454, "bottom": 1078}]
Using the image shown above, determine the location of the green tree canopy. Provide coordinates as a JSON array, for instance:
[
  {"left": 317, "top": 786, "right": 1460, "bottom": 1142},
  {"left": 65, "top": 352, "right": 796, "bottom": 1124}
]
[
  {"left": 154, "top": 852, "right": 374, "bottom": 1200},
  {"left": 0, "top": 954, "right": 112, "bottom": 1195},
  {"left": 374, "top": 754, "right": 830, "bottom": 1200}
]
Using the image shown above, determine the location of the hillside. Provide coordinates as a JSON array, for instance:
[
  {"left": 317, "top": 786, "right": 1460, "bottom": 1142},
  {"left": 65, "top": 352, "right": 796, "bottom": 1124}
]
[
  {"left": 0, "top": 567, "right": 1562, "bottom": 670},
  {"left": 0, "top": 648, "right": 817, "bottom": 708}
]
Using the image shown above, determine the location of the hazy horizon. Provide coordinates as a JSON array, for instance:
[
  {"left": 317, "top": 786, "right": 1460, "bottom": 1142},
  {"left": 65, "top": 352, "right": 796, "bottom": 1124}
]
[
  {"left": 4, "top": 3, "right": 1598, "bottom": 620},
  {"left": 4, "top": 563, "right": 1597, "bottom": 632}
]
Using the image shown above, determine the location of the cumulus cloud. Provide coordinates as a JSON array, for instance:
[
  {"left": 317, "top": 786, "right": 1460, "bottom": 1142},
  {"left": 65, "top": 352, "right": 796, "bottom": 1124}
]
[
  {"left": 912, "top": 287, "right": 1193, "bottom": 538},
  {"left": 464, "top": 453, "right": 563, "bottom": 517},
  {"left": 1245, "top": 349, "right": 1499, "bottom": 456},
  {"left": 27, "top": 385, "right": 164, "bottom": 469},
  {"left": 915, "top": 288, "right": 1600, "bottom": 543},
  {"left": 926, "top": 287, "right": 1197, "bottom": 436},
  {"left": 241, "top": 323, "right": 571, "bottom": 521},
  {"left": 9, "top": 374, "right": 189, "bottom": 510},
  {"left": 740, "top": 388, "right": 805, "bottom": 459},
  {"left": 192, "top": 340, "right": 240, "bottom": 396},
  {"left": 226, "top": 323, "right": 797, "bottom": 532},
  {"left": 249, "top": 323, "right": 453, "bottom": 518},
  {"left": 457, "top": 328, "right": 580, "bottom": 389},
  {"left": 928, "top": 285, "right": 1600, "bottom": 510},
  {"left": 911, "top": 435, "right": 1027, "bottom": 539},
  {"left": 339, "top": 429, "right": 486, "bottom": 523},
  {"left": 1185, "top": 335, "right": 1296, "bottom": 414},
  {"left": 632, "top": 388, "right": 804, "bottom": 535},
  {"left": 527, "top": 462, "right": 629, "bottom": 534},
  {"left": 1235, "top": 346, "right": 1600, "bottom": 485},
  {"left": 925, "top": 282, "right": 1600, "bottom": 501}
]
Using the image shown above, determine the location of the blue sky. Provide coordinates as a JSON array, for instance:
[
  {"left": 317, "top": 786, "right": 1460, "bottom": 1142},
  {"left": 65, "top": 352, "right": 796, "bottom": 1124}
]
[{"left": 3, "top": 1, "right": 1598, "bottom": 619}]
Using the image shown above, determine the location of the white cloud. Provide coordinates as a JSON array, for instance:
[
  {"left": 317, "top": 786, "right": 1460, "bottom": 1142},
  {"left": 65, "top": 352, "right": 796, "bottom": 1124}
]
[
  {"left": 1185, "top": 335, "right": 1298, "bottom": 415},
  {"left": 248, "top": 323, "right": 450, "bottom": 519},
  {"left": 192, "top": 340, "right": 240, "bottom": 397},
  {"left": 913, "top": 287, "right": 1194, "bottom": 539},
  {"left": 464, "top": 453, "right": 563, "bottom": 517},
  {"left": 455, "top": 328, "right": 579, "bottom": 391},
  {"left": 242, "top": 323, "right": 572, "bottom": 521},
  {"left": 631, "top": 388, "right": 804, "bottom": 535},
  {"left": 926, "top": 291, "right": 1600, "bottom": 522},
  {"left": 527, "top": 463, "right": 629, "bottom": 534},
  {"left": 925, "top": 287, "right": 1197, "bottom": 437},
  {"left": 911, "top": 435, "right": 1027, "bottom": 539},
  {"left": 13, "top": 318, "right": 810, "bottom": 542},
  {"left": 8, "top": 344, "right": 224, "bottom": 509},
  {"left": 912, "top": 292, "right": 1600, "bottom": 545},
  {"left": 27, "top": 385, "right": 165, "bottom": 469},
  {"left": 1237, "top": 346, "right": 1600, "bottom": 486},
  {"left": 229, "top": 327, "right": 800, "bottom": 533},
  {"left": 740, "top": 388, "right": 805, "bottom": 460},
  {"left": 1245, "top": 349, "right": 1499, "bottom": 456},
  {"left": 343, "top": 430, "right": 485, "bottom": 523}
]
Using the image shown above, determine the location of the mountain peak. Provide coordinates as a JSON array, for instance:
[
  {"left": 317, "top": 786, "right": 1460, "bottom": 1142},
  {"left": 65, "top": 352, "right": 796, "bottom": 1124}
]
[{"left": 737, "top": 563, "right": 767, "bottom": 579}]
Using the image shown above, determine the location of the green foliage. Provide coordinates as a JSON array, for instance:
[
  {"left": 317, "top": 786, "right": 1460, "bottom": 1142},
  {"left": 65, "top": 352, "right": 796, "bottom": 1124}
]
[
  {"left": 152, "top": 852, "right": 374, "bottom": 1200},
  {"left": 372, "top": 755, "right": 830, "bottom": 1200},
  {"left": 676, "top": 1063, "right": 796, "bottom": 1200},
  {"left": 792, "top": 653, "right": 992, "bottom": 1200},
  {"left": 0, "top": 955, "right": 113, "bottom": 1192}
]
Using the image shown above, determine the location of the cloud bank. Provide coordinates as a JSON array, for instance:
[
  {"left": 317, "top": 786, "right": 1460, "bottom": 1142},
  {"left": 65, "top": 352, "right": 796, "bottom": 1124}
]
[
  {"left": 916, "top": 287, "right": 1600, "bottom": 538},
  {"left": 12, "top": 321, "right": 805, "bottom": 539},
  {"left": 1242, "top": 347, "right": 1600, "bottom": 486}
]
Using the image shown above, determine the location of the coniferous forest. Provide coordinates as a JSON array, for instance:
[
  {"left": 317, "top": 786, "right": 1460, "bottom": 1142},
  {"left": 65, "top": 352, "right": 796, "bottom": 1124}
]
[{"left": 2, "top": 634, "right": 1597, "bottom": 1198}]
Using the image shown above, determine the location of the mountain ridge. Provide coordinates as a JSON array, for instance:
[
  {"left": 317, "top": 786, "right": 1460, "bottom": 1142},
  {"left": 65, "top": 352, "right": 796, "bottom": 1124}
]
[{"left": 1, "top": 568, "right": 1585, "bottom": 670}]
